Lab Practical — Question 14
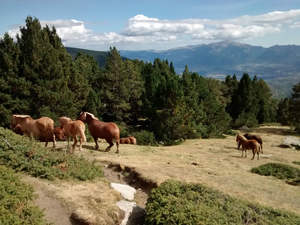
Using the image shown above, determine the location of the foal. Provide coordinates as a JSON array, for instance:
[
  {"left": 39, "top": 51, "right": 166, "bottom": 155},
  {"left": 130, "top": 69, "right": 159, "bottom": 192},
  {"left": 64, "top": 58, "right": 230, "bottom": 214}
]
[
  {"left": 236, "top": 134, "right": 261, "bottom": 160},
  {"left": 59, "top": 117, "right": 86, "bottom": 153}
]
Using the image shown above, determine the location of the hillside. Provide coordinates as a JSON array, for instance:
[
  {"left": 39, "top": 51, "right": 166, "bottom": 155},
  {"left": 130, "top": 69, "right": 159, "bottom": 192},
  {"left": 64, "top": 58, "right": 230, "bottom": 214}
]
[{"left": 22, "top": 126, "right": 300, "bottom": 224}]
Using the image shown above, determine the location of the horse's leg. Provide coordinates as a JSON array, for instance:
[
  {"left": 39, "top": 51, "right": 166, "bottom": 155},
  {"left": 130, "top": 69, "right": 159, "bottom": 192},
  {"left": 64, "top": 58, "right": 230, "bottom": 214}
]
[
  {"left": 52, "top": 134, "right": 56, "bottom": 149},
  {"left": 93, "top": 137, "right": 99, "bottom": 150},
  {"left": 251, "top": 149, "right": 255, "bottom": 160},
  {"left": 105, "top": 139, "right": 114, "bottom": 152},
  {"left": 45, "top": 141, "right": 48, "bottom": 147},
  {"left": 245, "top": 149, "right": 247, "bottom": 158},
  {"left": 72, "top": 135, "right": 78, "bottom": 153},
  {"left": 261, "top": 144, "right": 263, "bottom": 154},
  {"left": 79, "top": 135, "right": 83, "bottom": 151},
  {"left": 115, "top": 140, "right": 120, "bottom": 154},
  {"left": 67, "top": 136, "right": 71, "bottom": 154}
]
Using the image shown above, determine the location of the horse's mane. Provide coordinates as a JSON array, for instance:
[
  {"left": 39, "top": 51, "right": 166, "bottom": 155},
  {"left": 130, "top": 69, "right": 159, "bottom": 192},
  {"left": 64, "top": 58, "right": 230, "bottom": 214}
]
[
  {"left": 85, "top": 112, "right": 99, "bottom": 120},
  {"left": 13, "top": 114, "right": 32, "bottom": 119},
  {"left": 237, "top": 134, "right": 247, "bottom": 140}
]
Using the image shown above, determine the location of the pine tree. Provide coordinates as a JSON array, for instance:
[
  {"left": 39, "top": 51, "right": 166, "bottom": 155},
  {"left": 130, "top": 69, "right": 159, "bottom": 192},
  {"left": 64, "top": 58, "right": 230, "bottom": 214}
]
[
  {"left": 123, "top": 59, "right": 144, "bottom": 123},
  {"left": 100, "top": 47, "right": 130, "bottom": 122},
  {"left": 289, "top": 82, "right": 300, "bottom": 129},
  {"left": 0, "top": 33, "right": 26, "bottom": 127}
]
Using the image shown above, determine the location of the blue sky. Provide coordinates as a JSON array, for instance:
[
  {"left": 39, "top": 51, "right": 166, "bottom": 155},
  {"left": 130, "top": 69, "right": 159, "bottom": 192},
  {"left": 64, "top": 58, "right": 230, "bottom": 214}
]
[{"left": 1, "top": 0, "right": 300, "bottom": 51}]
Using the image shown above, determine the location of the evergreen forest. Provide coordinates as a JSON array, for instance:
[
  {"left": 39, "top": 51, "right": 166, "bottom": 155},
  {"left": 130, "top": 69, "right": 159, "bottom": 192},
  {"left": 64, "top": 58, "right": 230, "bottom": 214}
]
[{"left": 1, "top": 16, "right": 300, "bottom": 144}]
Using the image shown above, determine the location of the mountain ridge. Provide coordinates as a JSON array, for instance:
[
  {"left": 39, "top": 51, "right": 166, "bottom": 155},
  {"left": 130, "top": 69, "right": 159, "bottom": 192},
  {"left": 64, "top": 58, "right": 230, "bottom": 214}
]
[{"left": 66, "top": 41, "right": 300, "bottom": 98}]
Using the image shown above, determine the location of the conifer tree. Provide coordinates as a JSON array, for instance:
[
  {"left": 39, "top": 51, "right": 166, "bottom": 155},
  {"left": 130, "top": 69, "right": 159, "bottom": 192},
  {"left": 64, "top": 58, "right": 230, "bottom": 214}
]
[{"left": 100, "top": 47, "right": 130, "bottom": 122}]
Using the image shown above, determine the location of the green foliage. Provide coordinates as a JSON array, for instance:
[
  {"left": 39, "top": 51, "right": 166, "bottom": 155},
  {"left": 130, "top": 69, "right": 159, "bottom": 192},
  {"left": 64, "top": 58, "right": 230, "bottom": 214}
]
[
  {"left": 145, "top": 180, "right": 300, "bottom": 225},
  {"left": 0, "top": 127, "right": 103, "bottom": 181},
  {"left": 251, "top": 163, "right": 300, "bottom": 180},
  {"left": 0, "top": 165, "right": 47, "bottom": 224},
  {"left": 225, "top": 73, "right": 276, "bottom": 128},
  {"left": 133, "top": 130, "right": 157, "bottom": 146}
]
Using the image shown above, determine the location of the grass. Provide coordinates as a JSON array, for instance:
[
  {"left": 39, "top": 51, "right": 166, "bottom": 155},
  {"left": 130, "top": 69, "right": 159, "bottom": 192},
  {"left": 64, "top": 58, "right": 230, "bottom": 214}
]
[
  {"left": 0, "top": 127, "right": 103, "bottom": 181},
  {"left": 145, "top": 180, "right": 300, "bottom": 225},
  {"left": 0, "top": 165, "right": 48, "bottom": 224},
  {"left": 251, "top": 163, "right": 300, "bottom": 185}
]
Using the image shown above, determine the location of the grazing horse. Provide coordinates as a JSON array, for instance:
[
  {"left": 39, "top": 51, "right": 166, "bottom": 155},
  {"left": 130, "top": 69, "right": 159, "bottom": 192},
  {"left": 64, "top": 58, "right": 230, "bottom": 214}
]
[
  {"left": 12, "top": 124, "right": 24, "bottom": 135},
  {"left": 77, "top": 112, "right": 120, "bottom": 153},
  {"left": 59, "top": 117, "right": 86, "bottom": 153},
  {"left": 11, "top": 115, "right": 56, "bottom": 148},
  {"left": 236, "top": 134, "right": 260, "bottom": 160},
  {"left": 54, "top": 127, "right": 67, "bottom": 141},
  {"left": 120, "top": 136, "right": 136, "bottom": 145},
  {"left": 238, "top": 133, "right": 263, "bottom": 153}
]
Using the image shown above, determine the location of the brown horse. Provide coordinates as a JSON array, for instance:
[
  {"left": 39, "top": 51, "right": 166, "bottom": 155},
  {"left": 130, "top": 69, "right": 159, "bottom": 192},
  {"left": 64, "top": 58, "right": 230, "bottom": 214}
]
[
  {"left": 238, "top": 133, "right": 263, "bottom": 153},
  {"left": 13, "top": 124, "right": 66, "bottom": 141},
  {"left": 12, "top": 124, "right": 24, "bottom": 135},
  {"left": 236, "top": 134, "right": 261, "bottom": 160},
  {"left": 59, "top": 117, "right": 86, "bottom": 153},
  {"left": 11, "top": 115, "right": 56, "bottom": 148},
  {"left": 54, "top": 127, "right": 67, "bottom": 141},
  {"left": 77, "top": 112, "right": 120, "bottom": 153},
  {"left": 120, "top": 136, "right": 136, "bottom": 145}
]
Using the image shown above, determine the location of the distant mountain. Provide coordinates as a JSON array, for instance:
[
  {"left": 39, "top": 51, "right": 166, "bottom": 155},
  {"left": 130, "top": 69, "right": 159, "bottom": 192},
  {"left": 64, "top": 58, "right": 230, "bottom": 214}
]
[
  {"left": 66, "top": 47, "right": 129, "bottom": 68},
  {"left": 120, "top": 41, "right": 300, "bottom": 98},
  {"left": 66, "top": 42, "right": 300, "bottom": 99}
]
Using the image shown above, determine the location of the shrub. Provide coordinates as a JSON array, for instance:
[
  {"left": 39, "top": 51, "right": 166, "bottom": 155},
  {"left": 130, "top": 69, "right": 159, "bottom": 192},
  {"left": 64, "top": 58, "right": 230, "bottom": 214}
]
[
  {"left": 144, "top": 180, "right": 300, "bottom": 225},
  {"left": 250, "top": 163, "right": 300, "bottom": 180},
  {"left": 0, "top": 127, "right": 103, "bottom": 181},
  {"left": 133, "top": 130, "right": 157, "bottom": 146},
  {"left": 0, "top": 165, "right": 47, "bottom": 224}
]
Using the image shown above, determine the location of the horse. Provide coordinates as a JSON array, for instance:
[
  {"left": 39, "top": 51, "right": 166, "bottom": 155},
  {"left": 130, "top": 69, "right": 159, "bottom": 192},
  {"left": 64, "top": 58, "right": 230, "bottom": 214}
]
[
  {"left": 54, "top": 127, "right": 66, "bottom": 141},
  {"left": 12, "top": 124, "right": 24, "bottom": 135},
  {"left": 120, "top": 136, "right": 136, "bottom": 145},
  {"left": 13, "top": 124, "right": 66, "bottom": 142},
  {"left": 59, "top": 117, "right": 86, "bottom": 153},
  {"left": 11, "top": 115, "right": 56, "bottom": 148},
  {"left": 236, "top": 134, "right": 261, "bottom": 160},
  {"left": 77, "top": 112, "right": 120, "bottom": 153},
  {"left": 238, "top": 133, "right": 263, "bottom": 153}
]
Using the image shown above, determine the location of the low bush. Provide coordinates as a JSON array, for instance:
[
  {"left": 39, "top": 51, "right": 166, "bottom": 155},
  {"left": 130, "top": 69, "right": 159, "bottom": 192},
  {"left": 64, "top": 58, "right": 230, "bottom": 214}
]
[
  {"left": 144, "top": 180, "right": 300, "bottom": 225},
  {"left": 0, "top": 165, "right": 47, "bottom": 224},
  {"left": 133, "top": 130, "right": 157, "bottom": 146},
  {"left": 250, "top": 163, "right": 300, "bottom": 180},
  {"left": 0, "top": 127, "right": 103, "bottom": 181}
]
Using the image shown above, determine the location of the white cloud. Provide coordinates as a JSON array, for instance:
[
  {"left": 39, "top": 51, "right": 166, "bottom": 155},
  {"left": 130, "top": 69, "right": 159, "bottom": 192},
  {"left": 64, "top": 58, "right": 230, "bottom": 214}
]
[{"left": 3, "top": 9, "right": 300, "bottom": 50}]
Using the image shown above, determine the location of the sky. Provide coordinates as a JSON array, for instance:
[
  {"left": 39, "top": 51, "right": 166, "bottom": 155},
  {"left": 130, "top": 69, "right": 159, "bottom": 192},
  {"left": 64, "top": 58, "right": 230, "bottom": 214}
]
[{"left": 1, "top": 0, "right": 300, "bottom": 51}]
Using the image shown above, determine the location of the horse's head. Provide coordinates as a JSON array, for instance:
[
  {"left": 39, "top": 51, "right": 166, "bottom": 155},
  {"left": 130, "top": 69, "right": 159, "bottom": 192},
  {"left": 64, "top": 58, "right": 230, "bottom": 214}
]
[{"left": 77, "top": 112, "right": 87, "bottom": 122}]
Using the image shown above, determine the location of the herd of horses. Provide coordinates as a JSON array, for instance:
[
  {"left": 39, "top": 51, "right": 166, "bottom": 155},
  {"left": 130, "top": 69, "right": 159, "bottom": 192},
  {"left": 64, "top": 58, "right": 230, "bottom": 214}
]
[
  {"left": 10, "top": 112, "right": 263, "bottom": 159},
  {"left": 10, "top": 112, "right": 135, "bottom": 154}
]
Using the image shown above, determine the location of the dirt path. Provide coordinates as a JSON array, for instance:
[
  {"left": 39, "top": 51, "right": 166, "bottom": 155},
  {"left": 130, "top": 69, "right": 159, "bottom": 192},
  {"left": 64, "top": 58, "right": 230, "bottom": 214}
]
[{"left": 22, "top": 126, "right": 300, "bottom": 224}]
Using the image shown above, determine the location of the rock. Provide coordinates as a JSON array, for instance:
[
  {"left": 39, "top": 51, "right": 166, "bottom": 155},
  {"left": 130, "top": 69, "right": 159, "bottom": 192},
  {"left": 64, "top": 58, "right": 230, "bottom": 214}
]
[
  {"left": 111, "top": 183, "right": 136, "bottom": 201},
  {"left": 116, "top": 200, "right": 145, "bottom": 225},
  {"left": 280, "top": 136, "right": 300, "bottom": 149}
]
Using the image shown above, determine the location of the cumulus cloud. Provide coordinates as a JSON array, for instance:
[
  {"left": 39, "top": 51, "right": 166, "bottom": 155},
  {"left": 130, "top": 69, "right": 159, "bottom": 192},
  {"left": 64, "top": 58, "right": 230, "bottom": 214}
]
[{"left": 3, "top": 9, "right": 300, "bottom": 50}]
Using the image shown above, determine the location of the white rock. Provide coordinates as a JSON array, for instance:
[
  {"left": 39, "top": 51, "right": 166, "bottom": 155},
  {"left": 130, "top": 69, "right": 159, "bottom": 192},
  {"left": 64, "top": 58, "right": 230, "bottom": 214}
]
[
  {"left": 116, "top": 200, "right": 136, "bottom": 225},
  {"left": 111, "top": 183, "right": 136, "bottom": 200}
]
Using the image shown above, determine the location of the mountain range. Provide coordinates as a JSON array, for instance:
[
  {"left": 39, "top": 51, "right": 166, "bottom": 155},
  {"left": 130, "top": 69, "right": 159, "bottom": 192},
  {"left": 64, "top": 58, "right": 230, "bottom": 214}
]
[{"left": 66, "top": 41, "right": 300, "bottom": 99}]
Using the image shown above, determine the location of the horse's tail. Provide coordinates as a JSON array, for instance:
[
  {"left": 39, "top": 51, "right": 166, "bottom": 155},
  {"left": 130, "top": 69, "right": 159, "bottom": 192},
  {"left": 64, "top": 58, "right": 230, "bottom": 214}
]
[{"left": 80, "top": 125, "right": 86, "bottom": 142}]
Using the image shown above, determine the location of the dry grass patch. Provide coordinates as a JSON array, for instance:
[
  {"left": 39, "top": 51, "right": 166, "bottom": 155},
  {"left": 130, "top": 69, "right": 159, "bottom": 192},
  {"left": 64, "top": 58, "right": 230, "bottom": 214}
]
[
  {"left": 21, "top": 175, "right": 123, "bottom": 225},
  {"left": 72, "top": 126, "right": 300, "bottom": 216}
]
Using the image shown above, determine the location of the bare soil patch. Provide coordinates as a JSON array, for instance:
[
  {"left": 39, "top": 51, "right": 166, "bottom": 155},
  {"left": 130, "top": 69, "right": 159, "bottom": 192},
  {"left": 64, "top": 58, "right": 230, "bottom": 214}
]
[{"left": 22, "top": 126, "right": 300, "bottom": 224}]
